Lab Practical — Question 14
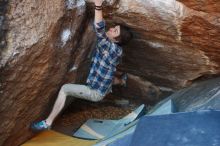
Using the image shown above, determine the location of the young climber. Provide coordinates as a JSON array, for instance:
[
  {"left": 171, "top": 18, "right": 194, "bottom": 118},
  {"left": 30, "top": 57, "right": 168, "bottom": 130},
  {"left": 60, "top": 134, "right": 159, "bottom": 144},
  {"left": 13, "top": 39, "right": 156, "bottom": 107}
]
[{"left": 31, "top": 0, "right": 132, "bottom": 131}]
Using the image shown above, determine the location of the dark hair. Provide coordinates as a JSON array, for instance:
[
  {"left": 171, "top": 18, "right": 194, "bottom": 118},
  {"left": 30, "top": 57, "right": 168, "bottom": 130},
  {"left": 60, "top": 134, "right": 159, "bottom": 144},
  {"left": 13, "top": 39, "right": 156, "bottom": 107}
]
[{"left": 115, "top": 25, "right": 133, "bottom": 46}]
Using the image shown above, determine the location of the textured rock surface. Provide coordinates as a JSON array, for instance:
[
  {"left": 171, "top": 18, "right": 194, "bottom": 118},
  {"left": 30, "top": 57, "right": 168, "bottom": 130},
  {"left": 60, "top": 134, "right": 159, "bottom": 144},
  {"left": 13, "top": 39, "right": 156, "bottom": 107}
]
[
  {"left": 113, "top": 74, "right": 161, "bottom": 105},
  {"left": 0, "top": 0, "right": 220, "bottom": 146},
  {"left": 99, "top": 0, "right": 220, "bottom": 88},
  {"left": 0, "top": 0, "right": 8, "bottom": 53},
  {"left": 0, "top": 0, "right": 88, "bottom": 146}
]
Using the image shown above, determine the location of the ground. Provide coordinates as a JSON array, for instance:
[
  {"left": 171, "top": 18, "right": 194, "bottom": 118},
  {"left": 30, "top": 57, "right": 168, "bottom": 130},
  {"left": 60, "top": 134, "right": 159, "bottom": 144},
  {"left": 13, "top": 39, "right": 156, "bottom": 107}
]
[{"left": 53, "top": 94, "right": 146, "bottom": 136}]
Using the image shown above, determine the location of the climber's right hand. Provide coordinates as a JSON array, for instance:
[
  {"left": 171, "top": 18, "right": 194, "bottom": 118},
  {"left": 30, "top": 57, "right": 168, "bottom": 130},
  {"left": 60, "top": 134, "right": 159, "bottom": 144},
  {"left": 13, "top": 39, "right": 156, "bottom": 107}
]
[{"left": 87, "top": 0, "right": 104, "bottom": 6}]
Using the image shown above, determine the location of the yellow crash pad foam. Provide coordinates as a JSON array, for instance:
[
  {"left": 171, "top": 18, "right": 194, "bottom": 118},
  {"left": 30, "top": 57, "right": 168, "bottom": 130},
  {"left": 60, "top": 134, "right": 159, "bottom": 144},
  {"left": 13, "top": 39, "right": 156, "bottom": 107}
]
[{"left": 22, "top": 130, "right": 96, "bottom": 146}]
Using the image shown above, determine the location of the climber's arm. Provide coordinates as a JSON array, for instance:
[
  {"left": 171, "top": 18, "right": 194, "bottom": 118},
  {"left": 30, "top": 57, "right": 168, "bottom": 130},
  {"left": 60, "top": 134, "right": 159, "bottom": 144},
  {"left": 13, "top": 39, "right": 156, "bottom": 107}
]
[
  {"left": 92, "top": 0, "right": 108, "bottom": 40},
  {"left": 94, "top": 0, "right": 104, "bottom": 24}
]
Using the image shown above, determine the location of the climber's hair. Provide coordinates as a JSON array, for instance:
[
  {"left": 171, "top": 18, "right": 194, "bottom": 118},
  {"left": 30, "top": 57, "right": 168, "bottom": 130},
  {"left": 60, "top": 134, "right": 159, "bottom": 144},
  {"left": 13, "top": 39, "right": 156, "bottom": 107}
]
[{"left": 115, "top": 24, "right": 133, "bottom": 46}]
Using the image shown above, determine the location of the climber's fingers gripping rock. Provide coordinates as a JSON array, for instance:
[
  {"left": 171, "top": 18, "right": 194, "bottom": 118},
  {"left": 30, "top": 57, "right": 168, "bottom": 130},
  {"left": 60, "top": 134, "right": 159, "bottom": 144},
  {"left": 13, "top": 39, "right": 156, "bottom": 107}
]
[{"left": 91, "top": 0, "right": 104, "bottom": 6}]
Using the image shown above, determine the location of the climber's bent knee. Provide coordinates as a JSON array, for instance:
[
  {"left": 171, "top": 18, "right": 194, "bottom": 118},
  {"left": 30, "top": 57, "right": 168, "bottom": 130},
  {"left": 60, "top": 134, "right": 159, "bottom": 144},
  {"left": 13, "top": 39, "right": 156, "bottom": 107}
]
[
  {"left": 89, "top": 89, "right": 104, "bottom": 102},
  {"left": 60, "top": 84, "right": 73, "bottom": 93}
]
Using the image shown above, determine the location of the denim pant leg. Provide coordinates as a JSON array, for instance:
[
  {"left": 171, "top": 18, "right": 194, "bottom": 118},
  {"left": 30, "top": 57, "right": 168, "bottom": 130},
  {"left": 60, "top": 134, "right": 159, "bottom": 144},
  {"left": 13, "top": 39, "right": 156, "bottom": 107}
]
[{"left": 60, "top": 84, "right": 104, "bottom": 102}]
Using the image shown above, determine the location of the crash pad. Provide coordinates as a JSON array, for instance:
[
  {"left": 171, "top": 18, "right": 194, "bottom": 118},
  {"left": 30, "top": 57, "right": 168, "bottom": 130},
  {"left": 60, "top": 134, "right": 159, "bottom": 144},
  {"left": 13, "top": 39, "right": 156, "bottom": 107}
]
[
  {"left": 147, "top": 99, "right": 175, "bottom": 115},
  {"left": 130, "top": 110, "right": 220, "bottom": 146},
  {"left": 94, "top": 120, "right": 137, "bottom": 146},
  {"left": 73, "top": 104, "right": 145, "bottom": 140},
  {"left": 22, "top": 130, "right": 96, "bottom": 146},
  {"left": 98, "top": 99, "right": 175, "bottom": 146},
  {"left": 172, "top": 77, "right": 220, "bottom": 112},
  {"left": 107, "top": 133, "right": 133, "bottom": 146}
]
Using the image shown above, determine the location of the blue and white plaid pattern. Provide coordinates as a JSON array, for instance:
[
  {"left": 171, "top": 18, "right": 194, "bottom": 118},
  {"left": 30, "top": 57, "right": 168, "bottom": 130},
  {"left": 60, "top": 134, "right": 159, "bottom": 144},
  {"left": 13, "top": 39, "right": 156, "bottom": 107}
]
[{"left": 86, "top": 21, "right": 122, "bottom": 96}]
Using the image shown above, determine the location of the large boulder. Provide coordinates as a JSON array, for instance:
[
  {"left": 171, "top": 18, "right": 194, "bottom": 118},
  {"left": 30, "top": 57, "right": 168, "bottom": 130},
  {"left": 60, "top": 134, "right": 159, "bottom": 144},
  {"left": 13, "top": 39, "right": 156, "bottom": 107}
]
[
  {"left": 98, "top": 0, "right": 220, "bottom": 89},
  {"left": 0, "top": 0, "right": 90, "bottom": 146}
]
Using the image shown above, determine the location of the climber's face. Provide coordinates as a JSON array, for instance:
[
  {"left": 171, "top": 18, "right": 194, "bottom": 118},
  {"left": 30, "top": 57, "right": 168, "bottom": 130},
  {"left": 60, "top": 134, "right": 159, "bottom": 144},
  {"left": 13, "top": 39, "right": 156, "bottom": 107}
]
[{"left": 106, "top": 25, "right": 120, "bottom": 42}]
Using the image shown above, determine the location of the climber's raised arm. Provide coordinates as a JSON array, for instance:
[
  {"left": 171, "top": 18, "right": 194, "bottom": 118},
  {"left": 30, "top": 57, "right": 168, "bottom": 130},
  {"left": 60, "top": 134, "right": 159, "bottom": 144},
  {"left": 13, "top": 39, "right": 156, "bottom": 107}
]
[
  {"left": 91, "top": 0, "right": 107, "bottom": 40},
  {"left": 94, "top": 0, "right": 104, "bottom": 24}
]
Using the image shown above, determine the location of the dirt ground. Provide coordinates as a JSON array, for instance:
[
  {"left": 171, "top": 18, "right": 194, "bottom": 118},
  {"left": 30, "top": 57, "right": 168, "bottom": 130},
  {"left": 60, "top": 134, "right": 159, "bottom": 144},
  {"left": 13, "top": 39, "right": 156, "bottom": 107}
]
[{"left": 53, "top": 94, "right": 148, "bottom": 136}]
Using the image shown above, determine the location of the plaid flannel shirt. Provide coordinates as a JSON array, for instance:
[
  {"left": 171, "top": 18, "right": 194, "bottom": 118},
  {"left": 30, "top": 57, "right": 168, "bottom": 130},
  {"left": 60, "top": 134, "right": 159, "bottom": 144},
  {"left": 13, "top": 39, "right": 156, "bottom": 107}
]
[{"left": 86, "top": 21, "right": 122, "bottom": 96}]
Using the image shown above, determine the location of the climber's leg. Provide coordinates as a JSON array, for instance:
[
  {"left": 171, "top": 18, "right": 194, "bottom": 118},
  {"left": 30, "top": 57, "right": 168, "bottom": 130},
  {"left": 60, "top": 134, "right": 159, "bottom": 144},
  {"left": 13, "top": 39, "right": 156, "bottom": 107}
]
[
  {"left": 31, "top": 84, "right": 103, "bottom": 131},
  {"left": 45, "top": 84, "right": 103, "bottom": 126}
]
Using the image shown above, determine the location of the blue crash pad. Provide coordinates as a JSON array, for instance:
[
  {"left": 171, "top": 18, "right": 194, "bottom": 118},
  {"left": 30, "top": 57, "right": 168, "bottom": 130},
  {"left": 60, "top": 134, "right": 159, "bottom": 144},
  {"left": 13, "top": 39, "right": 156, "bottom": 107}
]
[
  {"left": 147, "top": 99, "right": 175, "bottom": 115},
  {"left": 101, "top": 99, "right": 175, "bottom": 146},
  {"left": 107, "top": 133, "right": 133, "bottom": 146},
  {"left": 130, "top": 110, "right": 220, "bottom": 146},
  {"left": 94, "top": 120, "right": 137, "bottom": 146},
  {"left": 171, "top": 77, "right": 220, "bottom": 112},
  {"left": 73, "top": 104, "right": 145, "bottom": 140}
]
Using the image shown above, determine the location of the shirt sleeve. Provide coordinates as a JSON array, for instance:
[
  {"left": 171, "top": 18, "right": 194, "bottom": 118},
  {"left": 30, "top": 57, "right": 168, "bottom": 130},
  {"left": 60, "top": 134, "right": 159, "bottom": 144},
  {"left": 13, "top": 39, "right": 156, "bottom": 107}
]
[
  {"left": 93, "top": 21, "right": 122, "bottom": 59},
  {"left": 93, "top": 21, "right": 107, "bottom": 39},
  {"left": 93, "top": 21, "right": 112, "bottom": 53},
  {"left": 111, "top": 43, "right": 123, "bottom": 57}
]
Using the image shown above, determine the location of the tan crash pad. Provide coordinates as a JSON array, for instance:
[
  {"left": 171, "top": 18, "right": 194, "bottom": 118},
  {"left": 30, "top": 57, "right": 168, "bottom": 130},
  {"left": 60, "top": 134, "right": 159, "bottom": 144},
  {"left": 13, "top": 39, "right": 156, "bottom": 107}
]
[{"left": 22, "top": 130, "right": 96, "bottom": 146}]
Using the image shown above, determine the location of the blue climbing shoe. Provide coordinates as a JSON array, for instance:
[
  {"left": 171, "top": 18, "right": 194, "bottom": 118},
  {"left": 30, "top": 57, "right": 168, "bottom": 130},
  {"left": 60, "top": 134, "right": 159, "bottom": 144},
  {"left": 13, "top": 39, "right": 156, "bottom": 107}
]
[{"left": 31, "top": 120, "right": 51, "bottom": 132}]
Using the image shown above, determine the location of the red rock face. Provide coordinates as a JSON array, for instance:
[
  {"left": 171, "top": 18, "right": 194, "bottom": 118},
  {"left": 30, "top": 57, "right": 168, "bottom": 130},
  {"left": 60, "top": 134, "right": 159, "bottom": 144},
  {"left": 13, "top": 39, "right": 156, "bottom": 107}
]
[
  {"left": 0, "top": 1, "right": 89, "bottom": 146},
  {"left": 101, "top": 0, "right": 220, "bottom": 88},
  {"left": 178, "top": 0, "right": 220, "bottom": 13},
  {"left": 0, "top": 0, "right": 220, "bottom": 146}
]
